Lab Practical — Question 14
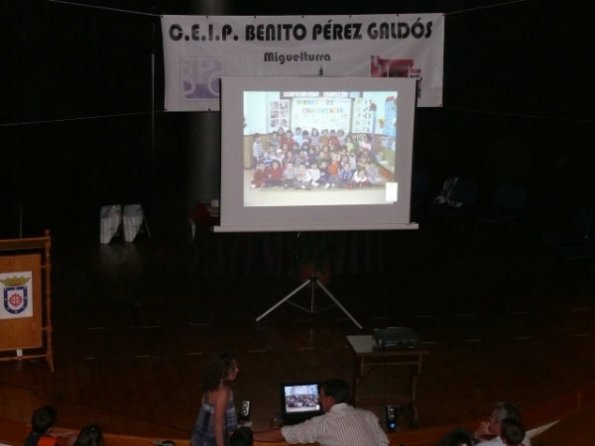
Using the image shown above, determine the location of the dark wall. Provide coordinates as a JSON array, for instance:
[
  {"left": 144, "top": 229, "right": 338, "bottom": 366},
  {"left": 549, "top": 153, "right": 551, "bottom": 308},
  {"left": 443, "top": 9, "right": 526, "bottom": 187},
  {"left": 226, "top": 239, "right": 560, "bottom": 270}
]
[
  {"left": 2, "top": 0, "right": 594, "bottom": 242},
  {"left": 3, "top": 0, "right": 189, "bottom": 239}
]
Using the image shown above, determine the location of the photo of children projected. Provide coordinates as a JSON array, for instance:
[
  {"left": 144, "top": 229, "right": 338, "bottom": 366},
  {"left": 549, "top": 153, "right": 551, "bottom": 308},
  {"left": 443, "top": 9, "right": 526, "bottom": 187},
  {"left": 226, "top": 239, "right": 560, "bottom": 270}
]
[
  {"left": 284, "top": 384, "right": 320, "bottom": 413},
  {"left": 243, "top": 90, "right": 401, "bottom": 207}
]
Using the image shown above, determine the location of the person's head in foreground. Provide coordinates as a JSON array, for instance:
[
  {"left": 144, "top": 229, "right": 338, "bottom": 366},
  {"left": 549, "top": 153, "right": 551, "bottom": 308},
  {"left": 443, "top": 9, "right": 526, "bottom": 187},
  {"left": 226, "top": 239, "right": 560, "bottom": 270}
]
[
  {"left": 500, "top": 418, "right": 526, "bottom": 446},
  {"left": 74, "top": 424, "right": 104, "bottom": 446},
  {"left": 31, "top": 406, "right": 58, "bottom": 434},
  {"left": 488, "top": 402, "right": 521, "bottom": 436}
]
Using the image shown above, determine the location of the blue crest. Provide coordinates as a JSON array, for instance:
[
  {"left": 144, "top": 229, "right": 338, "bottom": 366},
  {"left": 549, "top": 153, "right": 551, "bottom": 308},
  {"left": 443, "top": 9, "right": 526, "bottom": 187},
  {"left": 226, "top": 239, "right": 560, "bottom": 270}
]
[{"left": 3, "top": 286, "right": 28, "bottom": 314}]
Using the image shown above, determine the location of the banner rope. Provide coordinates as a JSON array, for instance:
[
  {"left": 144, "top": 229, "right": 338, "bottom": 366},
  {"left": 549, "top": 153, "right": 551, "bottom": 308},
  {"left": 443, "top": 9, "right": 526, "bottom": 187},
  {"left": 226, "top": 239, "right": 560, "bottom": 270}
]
[
  {"left": 440, "top": 106, "right": 595, "bottom": 124},
  {"left": 46, "top": 0, "right": 526, "bottom": 19},
  {"left": 0, "top": 111, "right": 160, "bottom": 128},
  {"left": 47, "top": 0, "right": 161, "bottom": 17},
  {"left": 445, "top": 0, "right": 526, "bottom": 16},
  {"left": 3, "top": 107, "right": 594, "bottom": 129}
]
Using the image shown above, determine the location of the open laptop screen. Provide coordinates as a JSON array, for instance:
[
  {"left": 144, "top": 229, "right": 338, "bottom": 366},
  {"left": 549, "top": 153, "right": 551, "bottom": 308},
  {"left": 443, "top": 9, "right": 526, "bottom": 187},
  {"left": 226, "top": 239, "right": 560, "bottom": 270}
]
[{"left": 281, "top": 382, "right": 323, "bottom": 424}]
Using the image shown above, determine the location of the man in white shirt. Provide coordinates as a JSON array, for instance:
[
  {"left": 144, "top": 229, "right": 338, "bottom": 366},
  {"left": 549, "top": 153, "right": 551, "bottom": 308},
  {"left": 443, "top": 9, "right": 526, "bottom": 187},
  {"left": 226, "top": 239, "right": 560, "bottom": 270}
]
[{"left": 254, "top": 379, "right": 389, "bottom": 446}]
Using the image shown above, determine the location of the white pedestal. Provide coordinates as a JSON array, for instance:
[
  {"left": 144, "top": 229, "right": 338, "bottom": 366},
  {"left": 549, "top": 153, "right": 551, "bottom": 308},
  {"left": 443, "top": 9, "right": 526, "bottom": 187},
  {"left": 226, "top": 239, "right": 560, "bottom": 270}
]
[
  {"left": 123, "top": 204, "right": 145, "bottom": 243},
  {"left": 99, "top": 204, "right": 122, "bottom": 244}
]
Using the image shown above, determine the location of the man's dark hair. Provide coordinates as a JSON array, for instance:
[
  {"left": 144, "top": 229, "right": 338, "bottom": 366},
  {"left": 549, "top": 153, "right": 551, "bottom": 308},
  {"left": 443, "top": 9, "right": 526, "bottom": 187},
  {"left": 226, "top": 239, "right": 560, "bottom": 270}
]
[
  {"left": 74, "top": 424, "right": 103, "bottom": 446},
  {"left": 501, "top": 418, "right": 525, "bottom": 445},
  {"left": 320, "top": 379, "right": 350, "bottom": 404},
  {"left": 436, "top": 429, "right": 475, "bottom": 446},
  {"left": 31, "top": 406, "right": 57, "bottom": 434}
]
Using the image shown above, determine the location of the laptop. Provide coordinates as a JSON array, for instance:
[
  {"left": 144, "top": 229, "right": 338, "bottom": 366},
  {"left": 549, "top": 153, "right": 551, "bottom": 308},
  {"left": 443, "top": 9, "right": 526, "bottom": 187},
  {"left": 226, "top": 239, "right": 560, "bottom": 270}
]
[{"left": 280, "top": 381, "right": 323, "bottom": 425}]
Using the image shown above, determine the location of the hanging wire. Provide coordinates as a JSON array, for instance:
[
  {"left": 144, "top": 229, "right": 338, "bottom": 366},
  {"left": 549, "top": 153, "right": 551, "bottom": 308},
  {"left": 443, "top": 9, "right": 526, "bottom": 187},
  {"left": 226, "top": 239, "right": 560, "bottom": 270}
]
[
  {"left": 47, "top": 0, "right": 527, "bottom": 18},
  {"left": 47, "top": 0, "right": 160, "bottom": 17},
  {"left": 1, "top": 0, "right": 163, "bottom": 128},
  {"left": 18, "top": 0, "right": 585, "bottom": 128},
  {"left": 0, "top": 111, "right": 158, "bottom": 128},
  {"left": 445, "top": 0, "right": 526, "bottom": 16},
  {"left": 440, "top": 106, "right": 595, "bottom": 124}
]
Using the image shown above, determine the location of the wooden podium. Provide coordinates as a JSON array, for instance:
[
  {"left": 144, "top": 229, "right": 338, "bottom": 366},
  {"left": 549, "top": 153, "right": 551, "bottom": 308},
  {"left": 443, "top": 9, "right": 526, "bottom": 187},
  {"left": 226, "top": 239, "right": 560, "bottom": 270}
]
[{"left": 0, "top": 230, "right": 54, "bottom": 371}]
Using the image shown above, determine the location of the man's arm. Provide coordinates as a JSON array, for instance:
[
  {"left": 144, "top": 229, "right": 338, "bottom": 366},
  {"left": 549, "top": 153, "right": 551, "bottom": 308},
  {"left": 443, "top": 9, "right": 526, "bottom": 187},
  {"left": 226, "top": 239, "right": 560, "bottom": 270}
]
[{"left": 253, "top": 428, "right": 286, "bottom": 443}]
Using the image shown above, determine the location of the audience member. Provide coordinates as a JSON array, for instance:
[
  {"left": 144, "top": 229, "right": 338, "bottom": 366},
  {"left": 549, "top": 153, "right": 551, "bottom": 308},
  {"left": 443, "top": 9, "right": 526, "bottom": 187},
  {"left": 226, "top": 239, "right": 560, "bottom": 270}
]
[
  {"left": 25, "top": 406, "right": 61, "bottom": 446},
  {"left": 435, "top": 428, "right": 475, "bottom": 446},
  {"left": 253, "top": 379, "right": 388, "bottom": 446},
  {"left": 24, "top": 406, "right": 76, "bottom": 446},
  {"left": 73, "top": 424, "right": 103, "bottom": 446},
  {"left": 190, "top": 352, "right": 240, "bottom": 446},
  {"left": 474, "top": 402, "right": 531, "bottom": 446},
  {"left": 500, "top": 418, "right": 526, "bottom": 446}
]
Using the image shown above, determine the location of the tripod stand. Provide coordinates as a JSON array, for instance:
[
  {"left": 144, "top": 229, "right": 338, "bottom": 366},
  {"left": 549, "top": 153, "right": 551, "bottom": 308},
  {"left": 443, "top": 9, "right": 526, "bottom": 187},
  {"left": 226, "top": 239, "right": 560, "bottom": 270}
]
[{"left": 255, "top": 276, "right": 363, "bottom": 329}]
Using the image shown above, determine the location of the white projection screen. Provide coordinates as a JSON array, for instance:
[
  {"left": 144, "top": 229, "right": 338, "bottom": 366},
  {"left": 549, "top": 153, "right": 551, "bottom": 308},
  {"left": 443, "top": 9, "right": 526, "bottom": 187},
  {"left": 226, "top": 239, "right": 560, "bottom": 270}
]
[{"left": 216, "top": 76, "right": 419, "bottom": 232}]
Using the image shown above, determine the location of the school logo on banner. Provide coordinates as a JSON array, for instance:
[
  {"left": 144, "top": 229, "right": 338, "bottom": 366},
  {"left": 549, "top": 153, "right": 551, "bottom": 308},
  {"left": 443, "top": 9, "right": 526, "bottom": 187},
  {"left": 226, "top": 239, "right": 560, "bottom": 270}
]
[
  {"left": 0, "top": 272, "right": 33, "bottom": 319},
  {"left": 182, "top": 58, "right": 224, "bottom": 99}
]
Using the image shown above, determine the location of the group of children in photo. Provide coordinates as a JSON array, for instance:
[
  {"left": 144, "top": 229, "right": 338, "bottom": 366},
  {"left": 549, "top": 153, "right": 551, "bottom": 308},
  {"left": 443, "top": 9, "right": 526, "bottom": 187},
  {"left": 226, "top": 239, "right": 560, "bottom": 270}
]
[
  {"left": 249, "top": 127, "right": 393, "bottom": 190},
  {"left": 285, "top": 393, "right": 319, "bottom": 410}
]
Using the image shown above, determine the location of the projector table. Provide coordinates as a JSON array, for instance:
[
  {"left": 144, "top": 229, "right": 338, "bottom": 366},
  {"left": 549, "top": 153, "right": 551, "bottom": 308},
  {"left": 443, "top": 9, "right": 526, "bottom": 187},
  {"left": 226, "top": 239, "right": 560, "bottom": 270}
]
[{"left": 346, "top": 335, "right": 428, "bottom": 426}]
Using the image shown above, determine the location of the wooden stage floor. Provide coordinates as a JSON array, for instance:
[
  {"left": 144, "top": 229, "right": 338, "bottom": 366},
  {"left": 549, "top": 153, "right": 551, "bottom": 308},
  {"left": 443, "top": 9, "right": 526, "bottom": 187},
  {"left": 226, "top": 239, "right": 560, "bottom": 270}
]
[{"left": 1, "top": 227, "right": 595, "bottom": 440}]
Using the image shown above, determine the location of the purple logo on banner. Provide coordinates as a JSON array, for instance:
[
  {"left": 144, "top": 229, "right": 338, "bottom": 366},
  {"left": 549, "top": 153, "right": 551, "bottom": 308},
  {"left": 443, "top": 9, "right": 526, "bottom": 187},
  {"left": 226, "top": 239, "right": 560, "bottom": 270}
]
[
  {"left": 4, "top": 286, "right": 28, "bottom": 315},
  {"left": 181, "top": 58, "right": 223, "bottom": 99}
]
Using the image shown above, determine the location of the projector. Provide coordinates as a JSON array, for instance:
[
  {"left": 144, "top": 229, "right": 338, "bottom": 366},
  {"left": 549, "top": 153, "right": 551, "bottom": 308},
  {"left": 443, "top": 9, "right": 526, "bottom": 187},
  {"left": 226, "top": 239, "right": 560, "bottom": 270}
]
[{"left": 373, "top": 327, "right": 420, "bottom": 350}]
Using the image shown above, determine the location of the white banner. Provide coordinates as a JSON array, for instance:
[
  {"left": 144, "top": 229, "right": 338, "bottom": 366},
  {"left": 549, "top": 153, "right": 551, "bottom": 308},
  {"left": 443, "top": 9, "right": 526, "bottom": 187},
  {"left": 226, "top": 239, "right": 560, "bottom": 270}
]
[
  {"left": 161, "top": 14, "right": 444, "bottom": 111},
  {"left": 0, "top": 271, "right": 33, "bottom": 319}
]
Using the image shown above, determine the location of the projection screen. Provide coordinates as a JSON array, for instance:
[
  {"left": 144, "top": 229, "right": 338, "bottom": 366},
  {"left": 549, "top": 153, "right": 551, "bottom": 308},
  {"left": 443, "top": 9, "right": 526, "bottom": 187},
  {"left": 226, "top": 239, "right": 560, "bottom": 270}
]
[{"left": 215, "top": 76, "right": 418, "bottom": 232}]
